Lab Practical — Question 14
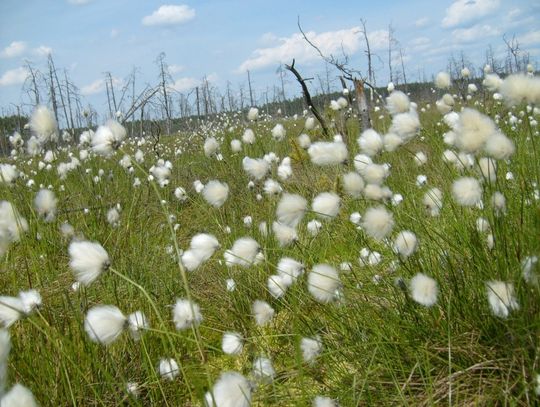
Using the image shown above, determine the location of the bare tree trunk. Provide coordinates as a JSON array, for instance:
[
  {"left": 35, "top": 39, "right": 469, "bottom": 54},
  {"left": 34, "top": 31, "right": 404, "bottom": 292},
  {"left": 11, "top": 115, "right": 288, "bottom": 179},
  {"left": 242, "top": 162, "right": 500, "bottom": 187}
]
[
  {"left": 157, "top": 53, "right": 171, "bottom": 134},
  {"left": 354, "top": 79, "right": 371, "bottom": 131},
  {"left": 26, "top": 63, "right": 41, "bottom": 106},
  {"left": 195, "top": 87, "right": 201, "bottom": 118},
  {"left": 105, "top": 80, "right": 113, "bottom": 118},
  {"left": 247, "top": 70, "right": 254, "bottom": 107},
  {"left": 388, "top": 23, "right": 394, "bottom": 84},
  {"left": 106, "top": 72, "right": 118, "bottom": 115},
  {"left": 399, "top": 48, "right": 408, "bottom": 89},
  {"left": 47, "top": 56, "right": 59, "bottom": 126},
  {"left": 64, "top": 69, "right": 75, "bottom": 131},
  {"left": 360, "top": 20, "right": 375, "bottom": 100},
  {"left": 285, "top": 59, "right": 330, "bottom": 137}
]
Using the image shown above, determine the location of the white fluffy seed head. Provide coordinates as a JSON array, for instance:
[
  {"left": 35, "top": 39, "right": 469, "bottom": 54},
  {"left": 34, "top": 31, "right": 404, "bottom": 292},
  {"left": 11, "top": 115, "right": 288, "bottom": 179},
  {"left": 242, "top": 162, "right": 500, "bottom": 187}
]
[
  {"left": 276, "top": 257, "right": 304, "bottom": 282},
  {"left": 247, "top": 107, "right": 259, "bottom": 121},
  {"left": 342, "top": 172, "right": 365, "bottom": 198},
  {"left": 410, "top": 273, "right": 438, "bottom": 307},
  {"left": 202, "top": 180, "right": 229, "bottom": 208},
  {"left": 478, "top": 157, "right": 497, "bottom": 183},
  {"left": 386, "top": 91, "right": 410, "bottom": 116},
  {"left": 204, "top": 137, "right": 220, "bottom": 157},
  {"left": 252, "top": 357, "right": 275, "bottom": 382},
  {"left": 18, "top": 289, "right": 41, "bottom": 314},
  {"left": 363, "top": 184, "right": 390, "bottom": 202},
  {"left": 486, "top": 281, "right": 519, "bottom": 318},
  {"left": 159, "top": 358, "right": 179, "bottom": 381},
  {"left": 272, "top": 221, "right": 298, "bottom": 247},
  {"left": 29, "top": 105, "right": 58, "bottom": 143},
  {"left": 491, "top": 191, "right": 506, "bottom": 215},
  {"left": 84, "top": 305, "right": 126, "bottom": 345},
  {"left": 499, "top": 74, "right": 540, "bottom": 106},
  {"left": 276, "top": 193, "right": 307, "bottom": 227},
  {"left": 414, "top": 151, "right": 427, "bottom": 166},
  {"left": 389, "top": 112, "right": 420, "bottom": 142},
  {"left": 263, "top": 179, "right": 282, "bottom": 196},
  {"left": 224, "top": 237, "right": 260, "bottom": 267},
  {"left": 305, "top": 117, "right": 316, "bottom": 130},
  {"left": 252, "top": 300, "right": 274, "bottom": 326},
  {"left": 360, "top": 163, "right": 388, "bottom": 185},
  {"left": 127, "top": 311, "right": 149, "bottom": 340},
  {"left": 68, "top": 240, "right": 110, "bottom": 286},
  {"left": 313, "top": 395, "right": 337, "bottom": 407},
  {"left": 0, "top": 296, "right": 24, "bottom": 328},
  {"left": 267, "top": 274, "right": 290, "bottom": 298},
  {"left": 189, "top": 233, "right": 219, "bottom": 261},
  {"left": 204, "top": 371, "right": 252, "bottom": 407},
  {"left": 423, "top": 188, "right": 443, "bottom": 216},
  {"left": 34, "top": 189, "right": 57, "bottom": 222},
  {"left": 242, "top": 128, "right": 255, "bottom": 144},
  {"left": 0, "top": 164, "right": 18, "bottom": 185},
  {"left": 308, "top": 264, "right": 340, "bottom": 303},
  {"left": 297, "top": 133, "right": 312, "bottom": 149},
  {"left": 383, "top": 133, "right": 403, "bottom": 152},
  {"left": 230, "top": 139, "right": 242, "bottom": 153},
  {"left": 172, "top": 299, "right": 203, "bottom": 330},
  {"left": 242, "top": 157, "right": 270, "bottom": 180},
  {"left": 307, "top": 141, "right": 348, "bottom": 166},
  {"left": 392, "top": 231, "right": 418, "bottom": 258},
  {"left": 271, "top": 123, "right": 286, "bottom": 140},
  {"left": 452, "top": 177, "right": 482, "bottom": 207},
  {"left": 312, "top": 192, "right": 341, "bottom": 220},
  {"left": 484, "top": 132, "right": 515, "bottom": 160},
  {"left": 306, "top": 219, "right": 322, "bottom": 236},
  {"left": 482, "top": 73, "right": 503, "bottom": 92},
  {"left": 455, "top": 108, "right": 497, "bottom": 153},
  {"left": 362, "top": 206, "right": 394, "bottom": 241},
  {"left": 435, "top": 72, "right": 451, "bottom": 89},
  {"left": 301, "top": 336, "right": 322, "bottom": 363},
  {"left": 92, "top": 121, "right": 126, "bottom": 156},
  {"left": 357, "top": 129, "right": 383, "bottom": 156},
  {"left": 0, "top": 383, "right": 38, "bottom": 407},
  {"left": 222, "top": 332, "right": 243, "bottom": 355}
]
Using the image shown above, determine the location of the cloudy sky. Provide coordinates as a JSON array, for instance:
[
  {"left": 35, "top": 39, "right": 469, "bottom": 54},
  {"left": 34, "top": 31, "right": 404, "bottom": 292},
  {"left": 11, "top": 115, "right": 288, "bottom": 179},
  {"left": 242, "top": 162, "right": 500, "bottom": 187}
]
[{"left": 0, "top": 0, "right": 538, "bottom": 117}]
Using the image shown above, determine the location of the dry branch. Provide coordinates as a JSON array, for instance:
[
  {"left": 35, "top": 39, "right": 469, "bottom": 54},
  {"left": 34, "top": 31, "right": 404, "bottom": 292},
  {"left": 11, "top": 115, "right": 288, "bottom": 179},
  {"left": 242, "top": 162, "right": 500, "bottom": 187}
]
[{"left": 284, "top": 59, "right": 330, "bottom": 138}]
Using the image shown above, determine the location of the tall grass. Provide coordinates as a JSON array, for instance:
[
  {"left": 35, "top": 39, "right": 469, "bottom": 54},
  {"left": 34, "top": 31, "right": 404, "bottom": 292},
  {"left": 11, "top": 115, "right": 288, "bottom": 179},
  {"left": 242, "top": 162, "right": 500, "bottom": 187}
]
[{"left": 0, "top": 91, "right": 539, "bottom": 405}]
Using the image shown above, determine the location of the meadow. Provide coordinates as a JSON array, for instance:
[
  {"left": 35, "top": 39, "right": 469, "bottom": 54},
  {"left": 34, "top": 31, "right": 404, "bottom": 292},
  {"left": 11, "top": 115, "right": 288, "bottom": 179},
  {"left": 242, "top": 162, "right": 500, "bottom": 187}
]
[{"left": 0, "top": 70, "right": 539, "bottom": 406}]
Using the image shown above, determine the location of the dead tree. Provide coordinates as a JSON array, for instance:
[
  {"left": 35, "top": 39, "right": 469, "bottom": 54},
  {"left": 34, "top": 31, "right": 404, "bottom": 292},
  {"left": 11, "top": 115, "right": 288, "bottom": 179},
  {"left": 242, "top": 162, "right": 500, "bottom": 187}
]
[
  {"left": 156, "top": 53, "right": 172, "bottom": 133},
  {"left": 297, "top": 17, "right": 373, "bottom": 131},
  {"left": 399, "top": 47, "right": 408, "bottom": 89},
  {"left": 387, "top": 23, "right": 395, "bottom": 84},
  {"left": 247, "top": 70, "right": 254, "bottom": 107},
  {"left": 503, "top": 34, "right": 522, "bottom": 73},
  {"left": 63, "top": 69, "right": 76, "bottom": 130},
  {"left": 24, "top": 62, "right": 41, "bottom": 106},
  {"left": 284, "top": 59, "right": 330, "bottom": 137},
  {"left": 47, "top": 55, "right": 60, "bottom": 125}
]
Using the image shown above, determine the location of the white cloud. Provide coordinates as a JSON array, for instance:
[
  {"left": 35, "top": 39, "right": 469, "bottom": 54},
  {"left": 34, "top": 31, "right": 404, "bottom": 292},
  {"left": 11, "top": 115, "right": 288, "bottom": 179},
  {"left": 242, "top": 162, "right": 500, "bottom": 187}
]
[
  {"left": 168, "top": 64, "right": 184, "bottom": 74},
  {"left": 415, "top": 17, "right": 429, "bottom": 28},
  {"left": 452, "top": 24, "right": 499, "bottom": 43},
  {"left": 518, "top": 30, "right": 540, "bottom": 46},
  {"left": 0, "top": 67, "right": 28, "bottom": 87},
  {"left": 237, "top": 26, "right": 383, "bottom": 72},
  {"left": 81, "top": 77, "right": 122, "bottom": 95},
  {"left": 33, "top": 45, "right": 52, "bottom": 57},
  {"left": 142, "top": 5, "right": 195, "bottom": 27},
  {"left": 442, "top": 0, "right": 500, "bottom": 28},
  {"left": 110, "top": 29, "right": 119, "bottom": 39},
  {"left": 169, "top": 77, "right": 199, "bottom": 92},
  {"left": 409, "top": 37, "right": 431, "bottom": 51},
  {"left": 1, "top": 41, "right": 27, "bottom": 58}
]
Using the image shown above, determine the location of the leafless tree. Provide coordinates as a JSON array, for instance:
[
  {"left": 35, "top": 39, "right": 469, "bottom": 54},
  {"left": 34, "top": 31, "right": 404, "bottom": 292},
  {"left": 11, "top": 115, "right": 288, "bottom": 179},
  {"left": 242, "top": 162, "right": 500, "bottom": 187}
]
[{"left": 297, "top": 17, "right": 373, "bottom": 131}]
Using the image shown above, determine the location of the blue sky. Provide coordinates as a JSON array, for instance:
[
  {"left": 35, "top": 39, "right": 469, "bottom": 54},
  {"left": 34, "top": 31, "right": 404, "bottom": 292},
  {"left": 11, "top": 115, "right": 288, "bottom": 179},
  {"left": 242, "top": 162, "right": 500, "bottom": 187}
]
[{"left": 0, "top": 0, "right": 539, "bottom": 119}]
